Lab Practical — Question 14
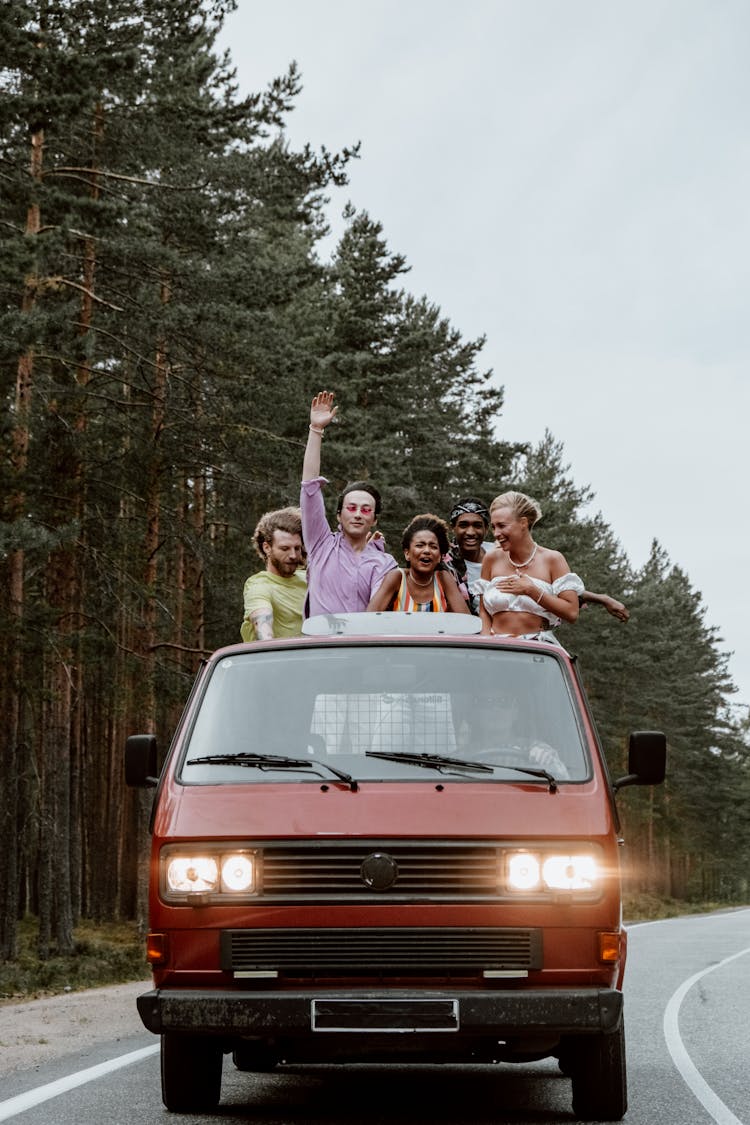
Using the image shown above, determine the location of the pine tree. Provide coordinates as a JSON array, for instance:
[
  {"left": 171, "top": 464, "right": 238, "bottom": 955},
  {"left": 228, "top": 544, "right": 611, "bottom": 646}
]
[
  {"left": 619, "top": 544, "right": 736, "bottom": 897},
  {"left": 316, "top": 208, "right": 515, "bottom": 548},
  {"left": 0, "top": 0, "right": 359, "bottom": 945}
]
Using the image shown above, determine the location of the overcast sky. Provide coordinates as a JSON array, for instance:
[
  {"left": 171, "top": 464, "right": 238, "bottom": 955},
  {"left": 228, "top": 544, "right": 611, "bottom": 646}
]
[{"left": 218, "top": 1, "right": 750, "bottom": 711}]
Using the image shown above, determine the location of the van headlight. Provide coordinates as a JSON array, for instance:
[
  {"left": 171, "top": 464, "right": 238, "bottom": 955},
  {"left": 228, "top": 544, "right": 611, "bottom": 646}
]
[
  {"left": 162, "top": 847, "right": 257, "bottom": 901},
  {"left": 505, "top": 849, "right": 600, "bottom": 896},
  {"left": 166, "top": 855, "right": 220, "bottom": 894}
]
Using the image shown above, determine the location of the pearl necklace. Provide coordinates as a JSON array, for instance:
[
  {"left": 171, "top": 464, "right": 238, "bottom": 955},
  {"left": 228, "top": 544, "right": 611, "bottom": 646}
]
[{"left": 508, "top": 542, "right": 538, "bottom": 572}]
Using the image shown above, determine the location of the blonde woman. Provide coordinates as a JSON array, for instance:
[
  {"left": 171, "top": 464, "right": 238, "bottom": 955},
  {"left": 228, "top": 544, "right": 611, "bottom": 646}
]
[{"left": 474, "top": 491, "right": 584, "bottom": 636}]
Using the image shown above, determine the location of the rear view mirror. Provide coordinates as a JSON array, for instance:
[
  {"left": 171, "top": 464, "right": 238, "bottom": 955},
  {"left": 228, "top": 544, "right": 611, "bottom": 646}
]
[
  {"left": 613, "top": 731, "right": 667, "bottom": 791},
  {"left": 125, "top": 733, "right": 159, "bottom": 788}
]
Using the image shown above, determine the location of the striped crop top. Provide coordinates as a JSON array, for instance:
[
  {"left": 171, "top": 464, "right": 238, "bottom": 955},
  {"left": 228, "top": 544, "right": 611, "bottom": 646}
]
[{"left": 390, "top": 570, "right": 448, "bottom": 612}]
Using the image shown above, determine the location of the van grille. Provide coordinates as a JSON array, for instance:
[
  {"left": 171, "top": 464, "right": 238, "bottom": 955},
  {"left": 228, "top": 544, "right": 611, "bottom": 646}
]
[
  {"left": 259, "top": 842, "right": 500, "bottom": 901},
  {"left": 221, "top": 927, "right": 541, "bottom": 976}
]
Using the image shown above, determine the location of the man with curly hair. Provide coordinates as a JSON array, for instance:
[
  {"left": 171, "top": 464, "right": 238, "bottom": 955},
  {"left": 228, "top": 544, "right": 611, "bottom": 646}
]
[{"left": 240, "top": 507, "right": 306, "bottom": 642}]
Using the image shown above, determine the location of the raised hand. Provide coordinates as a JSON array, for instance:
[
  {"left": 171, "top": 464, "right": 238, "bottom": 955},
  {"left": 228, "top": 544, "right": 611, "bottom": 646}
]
[{"left": 310, "top": 390, "right": 338, "bottom": 431}]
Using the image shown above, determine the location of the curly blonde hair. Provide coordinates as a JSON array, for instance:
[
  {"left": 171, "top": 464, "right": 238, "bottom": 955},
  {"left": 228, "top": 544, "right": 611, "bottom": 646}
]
[{"left": 252, "top": 507, "right": 303, "bottom": 560}]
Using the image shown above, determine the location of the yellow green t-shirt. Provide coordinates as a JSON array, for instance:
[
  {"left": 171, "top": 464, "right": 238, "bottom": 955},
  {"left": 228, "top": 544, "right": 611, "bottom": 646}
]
[{"left": 240, "top": 570, "right": 307, "bottom": 642}]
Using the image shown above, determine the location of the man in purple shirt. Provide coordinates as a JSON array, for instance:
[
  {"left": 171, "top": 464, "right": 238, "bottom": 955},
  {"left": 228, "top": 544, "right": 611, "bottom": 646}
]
[{"left": 301, "top": 390, "right": 397, "bottom": 616}]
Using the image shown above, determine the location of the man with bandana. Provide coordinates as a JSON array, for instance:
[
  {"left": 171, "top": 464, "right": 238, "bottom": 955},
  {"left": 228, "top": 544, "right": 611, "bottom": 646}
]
[
  {"left": 446, "top": 496, "right": 629, "bottom": 621},
  {"left": 444, "top": 498, "right": 497, "bottom": 613}
]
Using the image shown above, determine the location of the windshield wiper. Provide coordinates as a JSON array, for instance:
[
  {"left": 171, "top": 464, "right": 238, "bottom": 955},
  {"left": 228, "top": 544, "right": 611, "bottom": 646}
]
[
  {"left": 364, "top": 750, "right": 494, "bottom": 775},
  {"left": 364, "top": 751, "right": 558, "bottom": 791},
  {"left": 489, "top": 763, "right": 558, "bottom": 793},
  {"left": 186, "top": 752, "right": 358, "bottom": 791}
]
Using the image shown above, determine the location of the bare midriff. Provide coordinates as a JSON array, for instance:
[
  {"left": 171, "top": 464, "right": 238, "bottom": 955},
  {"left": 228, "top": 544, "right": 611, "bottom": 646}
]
[{"left": 489, "top": 610, "right": 548, "bottom": 635}]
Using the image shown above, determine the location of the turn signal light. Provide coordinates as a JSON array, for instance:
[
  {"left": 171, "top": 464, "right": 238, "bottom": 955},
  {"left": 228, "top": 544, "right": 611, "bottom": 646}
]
[
  {"left": 598, "top": 931, "right": 621, "bottom": 964},
  {"left": 146, "top": 931, "right": 168, "bottom": 966}
]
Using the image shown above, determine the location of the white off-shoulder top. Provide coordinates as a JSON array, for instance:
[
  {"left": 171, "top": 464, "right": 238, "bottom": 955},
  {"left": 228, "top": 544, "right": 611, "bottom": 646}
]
[{"left": 471, "top": 573, "right": 585, "bottom": 628}]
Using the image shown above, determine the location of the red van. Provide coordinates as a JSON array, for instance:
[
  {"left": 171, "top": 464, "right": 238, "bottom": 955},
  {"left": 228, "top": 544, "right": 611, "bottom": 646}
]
[{"left": 126, "top": 613, "right": 665, "bottom": 1120}]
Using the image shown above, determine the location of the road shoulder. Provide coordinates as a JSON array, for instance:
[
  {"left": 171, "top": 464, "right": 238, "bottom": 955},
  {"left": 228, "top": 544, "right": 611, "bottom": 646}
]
[{"left": 0, "top": 978, "right": 152, "bottom": 1077}]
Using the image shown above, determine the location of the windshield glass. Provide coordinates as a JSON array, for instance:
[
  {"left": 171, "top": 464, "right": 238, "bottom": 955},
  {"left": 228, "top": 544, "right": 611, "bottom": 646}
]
[{"left": 180, "top": 644, "right": 589, "bottom": 784}]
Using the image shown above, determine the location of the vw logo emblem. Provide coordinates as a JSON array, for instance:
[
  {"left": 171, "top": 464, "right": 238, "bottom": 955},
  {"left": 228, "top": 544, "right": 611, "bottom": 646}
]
[{"left": 360, "top": 852, "right": 398, "bottom": 891}]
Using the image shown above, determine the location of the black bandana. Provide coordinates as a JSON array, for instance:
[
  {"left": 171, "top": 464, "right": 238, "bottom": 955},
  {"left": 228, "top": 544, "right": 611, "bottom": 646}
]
[{"left": 449, "top": 499, "right": 490, "bottom": 526}]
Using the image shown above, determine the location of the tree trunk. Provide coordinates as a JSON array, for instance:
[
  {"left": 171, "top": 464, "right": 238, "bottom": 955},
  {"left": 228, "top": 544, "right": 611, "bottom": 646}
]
[
  {"left": 134, "top": 272, "right": 171, "bottom": 933},
  {"left": 0, "top": 122, "right": 44, "bottom": 959},
  {"left": 46, "top": 552, "right": 76, "bottom": 955},
  {"left": 188, "top": 472, "right": 206, "bottom": 664}
]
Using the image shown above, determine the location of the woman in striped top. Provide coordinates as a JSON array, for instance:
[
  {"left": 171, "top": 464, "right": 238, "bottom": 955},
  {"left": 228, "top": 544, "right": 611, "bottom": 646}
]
[{"left": 366, "top": 514, "right": 469, "bottom": 614}]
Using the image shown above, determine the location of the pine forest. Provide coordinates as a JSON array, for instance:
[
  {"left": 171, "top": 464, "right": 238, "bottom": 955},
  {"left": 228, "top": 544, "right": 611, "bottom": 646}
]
[{"left": 1, "top": 0, "right": 748, "bottom": 963}]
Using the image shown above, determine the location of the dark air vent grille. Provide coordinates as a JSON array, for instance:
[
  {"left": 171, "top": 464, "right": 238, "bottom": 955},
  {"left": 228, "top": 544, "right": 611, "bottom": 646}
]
[{"left": 221, "top": 927, "right": 541, "bottom": 976}]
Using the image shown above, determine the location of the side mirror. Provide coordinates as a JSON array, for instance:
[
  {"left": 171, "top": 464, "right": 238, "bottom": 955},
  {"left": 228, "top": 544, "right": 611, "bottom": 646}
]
[
  {"left": 125, "top": 733, "right": 159, "bottom": 788},
  {"left": 613, "top": 731, "right": 667, "bottom": 791}
]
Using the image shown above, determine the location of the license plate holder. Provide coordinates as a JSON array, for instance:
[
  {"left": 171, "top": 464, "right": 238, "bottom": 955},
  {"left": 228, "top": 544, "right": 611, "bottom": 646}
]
[{"left": 311, "top": 998, "right": 459, "bottom": 1032}]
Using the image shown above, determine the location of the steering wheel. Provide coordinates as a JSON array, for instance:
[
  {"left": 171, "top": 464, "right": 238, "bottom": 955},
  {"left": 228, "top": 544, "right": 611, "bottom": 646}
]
[{"left": 463, "top": 746, "right": 532, "bottom": 767}]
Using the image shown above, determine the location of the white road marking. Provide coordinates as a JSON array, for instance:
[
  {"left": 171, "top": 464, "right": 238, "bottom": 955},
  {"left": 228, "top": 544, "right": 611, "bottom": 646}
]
[
  {"left": 0, "top": 1043, "right": 159, "bottom": 1122},
  {"left": 663, "top": 945, "right": 750, "bottom": 1125}
]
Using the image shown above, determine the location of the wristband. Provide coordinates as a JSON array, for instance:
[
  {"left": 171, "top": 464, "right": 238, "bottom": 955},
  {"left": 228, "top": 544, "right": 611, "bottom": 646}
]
[{"left": 309, "top": 424, "right": 325, "bottom": 436}]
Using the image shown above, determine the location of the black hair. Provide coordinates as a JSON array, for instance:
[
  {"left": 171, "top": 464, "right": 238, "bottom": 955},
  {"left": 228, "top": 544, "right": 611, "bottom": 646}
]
[
  {"left": 336, "top": 480, "right": 382, "bottom": 516},
  {"left": 401, "top": 513, "right": 451, "bottom": 556}
]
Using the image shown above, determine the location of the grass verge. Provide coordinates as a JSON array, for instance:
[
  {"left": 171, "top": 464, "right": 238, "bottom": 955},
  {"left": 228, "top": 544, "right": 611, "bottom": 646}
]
[
  {"left": 622, "top": 890, "right": 745, "bottom": 922},
  {"left": 0, "top": 917, "right": 148, "bottom": 1002}
]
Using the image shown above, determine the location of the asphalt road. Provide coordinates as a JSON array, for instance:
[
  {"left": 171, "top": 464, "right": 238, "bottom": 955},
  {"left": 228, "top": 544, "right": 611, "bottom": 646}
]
[{"left": 1, "top": 908, "right": 748, "bottom": 1124}]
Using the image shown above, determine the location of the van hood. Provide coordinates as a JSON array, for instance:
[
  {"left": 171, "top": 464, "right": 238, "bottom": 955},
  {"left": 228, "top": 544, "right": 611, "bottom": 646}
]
[{"left": 153, "top": 778, "right": 613, "bottom": 841}]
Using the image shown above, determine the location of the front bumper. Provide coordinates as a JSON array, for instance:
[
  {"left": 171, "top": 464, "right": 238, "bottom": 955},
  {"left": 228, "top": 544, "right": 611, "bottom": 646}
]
[{"left": 137, "top": 986, "right": 622, "bottom": 1039}]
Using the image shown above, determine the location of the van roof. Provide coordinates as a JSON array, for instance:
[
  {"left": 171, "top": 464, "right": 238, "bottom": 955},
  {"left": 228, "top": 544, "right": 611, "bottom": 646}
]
[
  {"left": 301, "top": 611, "right": 481, "bottom": 637},
  {"left": 300, "top": 612, "right": 563, "bottom": 647}
]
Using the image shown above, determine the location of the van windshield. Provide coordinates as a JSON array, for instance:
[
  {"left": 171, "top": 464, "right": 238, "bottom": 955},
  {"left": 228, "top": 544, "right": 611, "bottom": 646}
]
[{"left": 181, "top": 644, "right": 589, "bottom": 784}]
